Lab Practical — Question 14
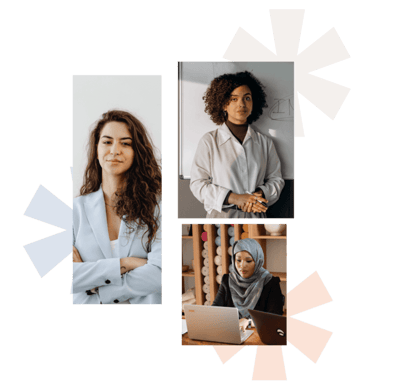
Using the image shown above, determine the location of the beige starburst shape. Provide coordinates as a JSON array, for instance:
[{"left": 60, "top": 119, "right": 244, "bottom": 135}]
[
  {"left": 214, "top": 272, "right": 332, "bottom": 380},
  {"left": 213, "top": 9, "right": 342, "bottom": 379},
  {"left": 224, "top": 9, "right": 350, "bottom": 136}
]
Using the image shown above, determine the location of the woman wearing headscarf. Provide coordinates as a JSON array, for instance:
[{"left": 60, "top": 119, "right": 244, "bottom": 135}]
[{"left": 212, "top": 238, "right": 284, "bottom": 330}]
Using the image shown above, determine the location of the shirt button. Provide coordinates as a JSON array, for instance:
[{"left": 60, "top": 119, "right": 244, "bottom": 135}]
[
  {"left": 114, "top": 299, "right": 119, "bottom": 303},
  {"left": 105, "top": 279, "right": 111, "bottom": 284}
]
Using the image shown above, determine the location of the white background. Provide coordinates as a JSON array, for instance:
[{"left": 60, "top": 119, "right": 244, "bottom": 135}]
[{"left": 73, "top": 75, "right": 161, "bottom": 197}]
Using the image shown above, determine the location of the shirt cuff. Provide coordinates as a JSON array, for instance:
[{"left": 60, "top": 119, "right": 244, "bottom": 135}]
[
  {"left": 254, "top": 188, "right": 264, "bottom": 198},
  {"left": 258, "top": 186, "right": 271, "bottom": 206},
  {"left": 215, "top": 188, "right": 232, "bottom": 212},
  {"left": 101, "top": 258, "right": 122, "bottom": 286},
  {"left": 223, "top": 190, "right": 232, "bottom": 206}
]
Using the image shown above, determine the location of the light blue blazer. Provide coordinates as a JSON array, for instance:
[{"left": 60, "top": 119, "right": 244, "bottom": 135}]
[{"left": 72, "top": 186, "right": 161, "bottom": 304}]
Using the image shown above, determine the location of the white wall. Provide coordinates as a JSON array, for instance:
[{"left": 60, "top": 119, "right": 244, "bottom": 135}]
[
  {"left": 73, "top": 76, "right": 161, "bottom": 197},
  {"left": 266, "top": 240, "right": 287, "bottom": 272},
  {"left": 266, "top": 239, "right": 287, "bottom": 311}
]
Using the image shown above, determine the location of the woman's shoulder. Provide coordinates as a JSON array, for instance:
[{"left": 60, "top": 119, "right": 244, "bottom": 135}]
[
  {"left": 73, "top": 189, "right": 101, "bottom": 208},
  {"left": 73, "top": 193, "right": 91, "bottom": 205},
  {"left": 222, "top": 273, "right": 230, "bottom": 278},
  {"left": 198, "top": 128, "right": 221, "bottom": 144},
  {"left": 265, "top": 275, "right": 282, "bottom": 288},
  {"left": 73, "top": 195, "right": 88, "bottom": 219},
  {"left": 73, "top": 194, "right": 86, "bottom": 207},
  {"left": 250, "top": 128, "right": 273, "bottom": 144},
  {"left": 221, "top": 274, "right": 230, "bottom": 284},
  {"left": 199, "top": 128, "right": 218, "bottom": 142}
]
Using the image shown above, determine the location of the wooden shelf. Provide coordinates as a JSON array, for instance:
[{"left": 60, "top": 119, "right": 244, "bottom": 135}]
[
  {"left": 183, "top": 224, "right": 287, "bottom": 308},
  {"left": 182, "top": 269, "right": 195, "bottom": 277},
  {"left": 192, "top": 224, "right": 205, "bottom": 305},
  {"left": 271, "top": 272, "right": 287, "bottom": 282}
]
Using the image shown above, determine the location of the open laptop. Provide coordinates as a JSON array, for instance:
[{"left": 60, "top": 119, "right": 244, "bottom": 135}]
[
  {"left": 184, "top": 305, "right": 253, "bottom": 345},
  {"left": 249, "top": 309, "right": 287, "bottom": 345}
]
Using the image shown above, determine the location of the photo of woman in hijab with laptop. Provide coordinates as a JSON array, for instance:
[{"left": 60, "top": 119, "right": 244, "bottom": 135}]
[{"left": 212, "top": 238, "right": 284, "bottom": 332}]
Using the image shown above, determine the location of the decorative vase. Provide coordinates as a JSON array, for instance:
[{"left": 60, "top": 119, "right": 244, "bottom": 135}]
[{"left": 264, "top": 224, "right": 286, "bottom": 236}]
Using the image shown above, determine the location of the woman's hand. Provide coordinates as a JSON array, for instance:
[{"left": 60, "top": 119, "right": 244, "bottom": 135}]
[
  {"left": 228, "top": 193, "right": 263, "bottom": 211},
  {"left": 239, "top": 318, "right": 249, "bottom": 333},
  {"left": 251, "top": 191, "right": 268, "bottom": 213},
  {"left": 73, "top": 246, "right": 83, "bottom": 263},
  {"left": 120, "top": 257, "right": 148, "bottom": 274},
  {"left": 228, "top": 193, "right": 268, "bottom": 213},
  {"left": 247, "top": 191, "right": 268, "bottom": 213}
]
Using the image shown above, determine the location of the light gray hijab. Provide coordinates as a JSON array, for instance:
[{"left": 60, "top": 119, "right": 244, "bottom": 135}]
[{"left": 228, "top": 238, "right": 272, "bottom": 318}]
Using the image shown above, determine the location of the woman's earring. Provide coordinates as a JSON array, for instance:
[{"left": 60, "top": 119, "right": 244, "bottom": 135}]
[{"left": 223, "top": 111, "right": 228, "bottom": 120}]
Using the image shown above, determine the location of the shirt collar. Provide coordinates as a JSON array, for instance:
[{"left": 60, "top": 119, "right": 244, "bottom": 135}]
[{"left": 217, "top": 124, "right": 258, "bottom": 146}]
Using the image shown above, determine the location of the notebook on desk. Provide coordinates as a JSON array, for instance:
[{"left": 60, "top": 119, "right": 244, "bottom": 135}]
[
  {"left": 184, "top": 305, "right": 253, "bottom": 345},
  {"left": 249, "top": 309, "right": 287, "bottom": 345}
]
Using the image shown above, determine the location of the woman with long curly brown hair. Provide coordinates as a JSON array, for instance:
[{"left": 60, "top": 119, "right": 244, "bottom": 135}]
[
  {"left": 72, "top": 110, "right": 162, "bottom": 304},
  {"left": 190, "top": 71, "right": 284, "bottom": 218}
]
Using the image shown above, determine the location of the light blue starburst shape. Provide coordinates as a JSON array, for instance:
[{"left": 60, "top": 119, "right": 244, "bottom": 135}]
[{"left": 24, "top": 169, "right": 72, "bottom": 277}]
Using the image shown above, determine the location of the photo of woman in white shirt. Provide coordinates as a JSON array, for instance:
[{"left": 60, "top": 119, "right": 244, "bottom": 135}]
[{"left": 190, "top": 71, "right": 285, "bottom": 218}]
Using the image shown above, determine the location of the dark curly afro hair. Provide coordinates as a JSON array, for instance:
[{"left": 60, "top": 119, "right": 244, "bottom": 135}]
[{"left": 203, "top": 71, "right": 268, "bottom": 125}]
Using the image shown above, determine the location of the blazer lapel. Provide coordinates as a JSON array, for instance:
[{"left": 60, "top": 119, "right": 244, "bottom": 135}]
[
  {"left": 84, "top": 186, "right": 112, "bottom": 259},
  {"left": 117, "top": 217, "right": 137, "bottom": 259}
]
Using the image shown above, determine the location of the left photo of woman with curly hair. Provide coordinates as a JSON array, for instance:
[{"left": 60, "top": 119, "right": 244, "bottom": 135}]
[{"left": 72, "top": 76, "right": 161, "bottom": 304}]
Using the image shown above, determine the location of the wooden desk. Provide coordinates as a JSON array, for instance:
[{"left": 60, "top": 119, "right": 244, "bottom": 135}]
[
  {"left": 182, "top": 327, "right": 266, "bottom": 345},
  {"left": 182, "top": 312, "right": 287, "bottom": 346}
]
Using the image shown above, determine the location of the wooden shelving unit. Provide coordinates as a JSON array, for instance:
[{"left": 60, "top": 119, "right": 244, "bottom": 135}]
[
  {"left": 183, "top": 224, "right": 287, "bottom": 306},
  {"left": 182, "top": 269, "right": 195, "bottom": 277},
  {"left": 181, "top": 229, "right": 198, "bottom": 306},
  {"left": 192, "top": 224, "right": 205, "bottom": 305}
]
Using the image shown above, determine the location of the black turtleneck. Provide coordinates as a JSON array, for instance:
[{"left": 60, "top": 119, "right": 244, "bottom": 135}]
[{"left": 225, "top": 120, "right": 248, "bottom": 144}]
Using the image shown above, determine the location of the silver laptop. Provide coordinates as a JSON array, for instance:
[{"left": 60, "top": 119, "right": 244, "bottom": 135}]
[{"left": 184, "top": 305, "right": 253, "bottom": 345}]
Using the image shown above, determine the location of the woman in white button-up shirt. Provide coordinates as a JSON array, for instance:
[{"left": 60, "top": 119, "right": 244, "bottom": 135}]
[
  {"left": 190, "top": 71, "right": 284, "bottom": 218},
  {"left": 72, "top": 110, "right": 162, "bottom": 304}
]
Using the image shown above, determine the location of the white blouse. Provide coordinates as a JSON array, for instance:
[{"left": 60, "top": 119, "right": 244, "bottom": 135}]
[{"left": 190, "top": 125, "right": 284, "bottom": 214}]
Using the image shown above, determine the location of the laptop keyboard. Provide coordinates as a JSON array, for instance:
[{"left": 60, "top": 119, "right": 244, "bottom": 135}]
[{"left": 240, "top": 330, "right": 253, "bottom": 342}]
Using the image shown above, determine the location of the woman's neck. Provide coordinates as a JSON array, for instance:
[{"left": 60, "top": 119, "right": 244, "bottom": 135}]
[
  {"left": 101, "top": 173, "right": 126, "bottom": 204},
  {"left": 225, "top": 119, "right": 248, "bottom": 143}
]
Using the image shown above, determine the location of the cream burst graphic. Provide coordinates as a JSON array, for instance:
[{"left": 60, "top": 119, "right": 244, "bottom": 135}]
[
  {"left": 214, "top": 272, "right": 332, "bottom": 380},
  {"left": 224, "top": 9, "right": 350, "bottom": 136}
]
